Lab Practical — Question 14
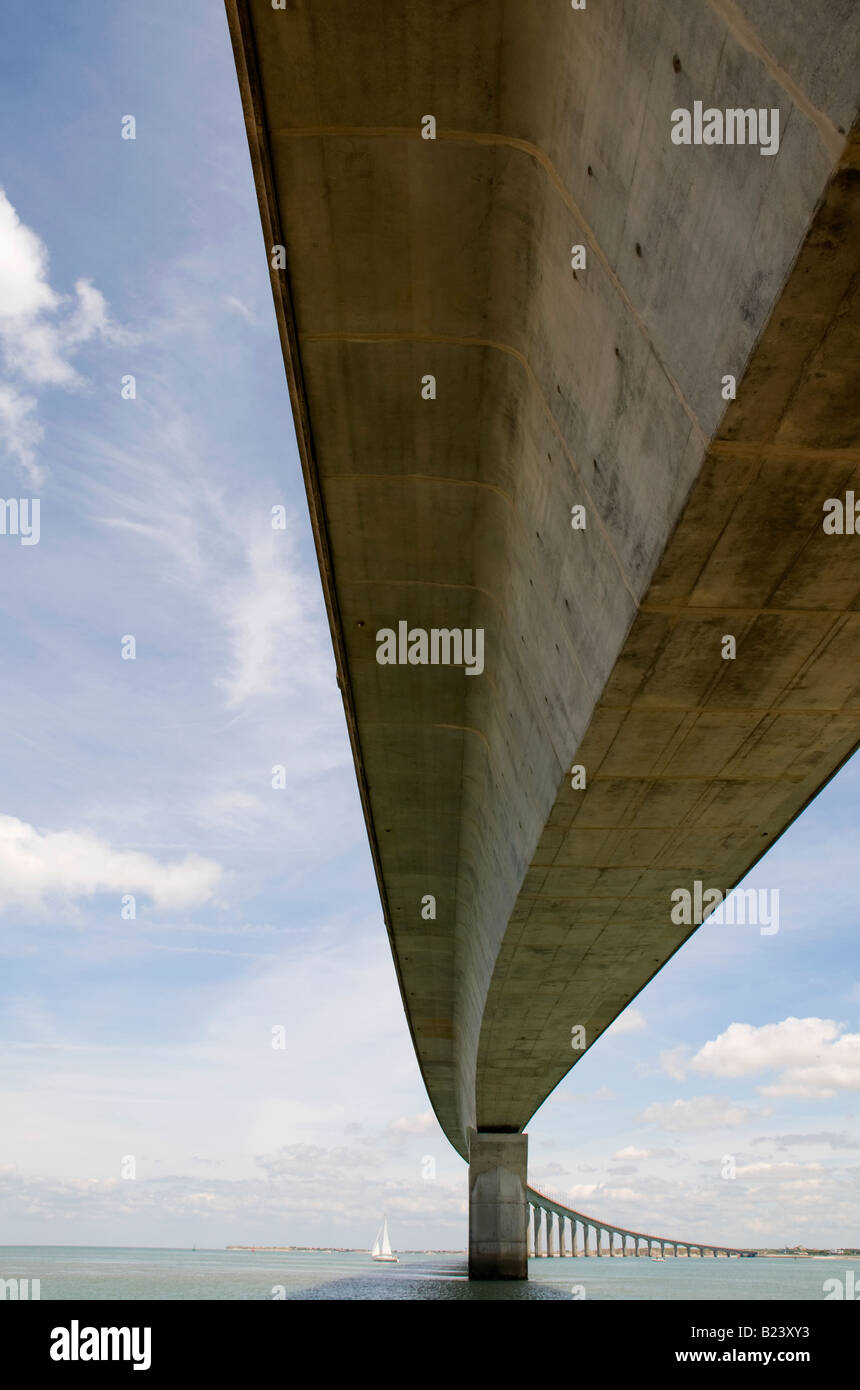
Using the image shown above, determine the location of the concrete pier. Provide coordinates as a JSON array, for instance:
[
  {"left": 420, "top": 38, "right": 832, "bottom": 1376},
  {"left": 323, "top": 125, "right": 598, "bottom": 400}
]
[{"left": 468, "top": 1132, "right": 528, "bottom": 1279}]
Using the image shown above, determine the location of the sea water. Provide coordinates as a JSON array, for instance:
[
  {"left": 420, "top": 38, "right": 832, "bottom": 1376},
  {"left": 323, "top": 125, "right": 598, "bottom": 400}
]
[{"left": 0, "top": 1247, "right": 850, "bottom": 1301}]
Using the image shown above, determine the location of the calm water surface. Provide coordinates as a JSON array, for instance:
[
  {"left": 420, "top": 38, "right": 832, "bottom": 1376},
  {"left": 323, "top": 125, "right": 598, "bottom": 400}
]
[{"left": 1, "top": 1247, "right": 851, "bottom": 1300}]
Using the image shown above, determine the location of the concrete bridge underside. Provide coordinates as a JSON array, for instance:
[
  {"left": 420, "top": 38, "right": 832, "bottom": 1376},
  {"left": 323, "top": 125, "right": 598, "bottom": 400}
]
[{"left": 227, "top": 1, "right": 860, "bottom": 1275}]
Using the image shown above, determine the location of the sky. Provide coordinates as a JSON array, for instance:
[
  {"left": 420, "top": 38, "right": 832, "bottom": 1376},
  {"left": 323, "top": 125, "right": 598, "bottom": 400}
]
[{"left": 0, "top": 2, "right": 857, "bottom": 1254}]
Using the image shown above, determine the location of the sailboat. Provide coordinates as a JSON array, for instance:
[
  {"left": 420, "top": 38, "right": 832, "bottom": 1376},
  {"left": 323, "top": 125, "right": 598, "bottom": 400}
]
[{"left": 371, "top": 1216, "right": 399, "bottom": 1263}]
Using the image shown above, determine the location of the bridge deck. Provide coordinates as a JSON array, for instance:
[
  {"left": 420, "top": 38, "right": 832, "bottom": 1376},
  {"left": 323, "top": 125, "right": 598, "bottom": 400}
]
[{"left": 226, "top": 1, "right": 860, "bottom": 1165}]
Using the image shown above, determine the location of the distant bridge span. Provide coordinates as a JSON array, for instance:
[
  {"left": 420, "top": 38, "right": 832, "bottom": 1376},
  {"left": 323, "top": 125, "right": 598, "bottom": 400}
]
[
  {"left": 526, "top": 1187, "right": 756, "bottom": 1259},
  {"left": 226, "top": 0, "right": 860, "bottom": 1276}
]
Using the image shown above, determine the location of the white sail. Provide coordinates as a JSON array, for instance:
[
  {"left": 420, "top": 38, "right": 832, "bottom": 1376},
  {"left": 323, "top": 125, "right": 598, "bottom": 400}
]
[
  {"left": 380, "top": 1216, "right": 392, "bottom": 1256},
  {"left": 370, "top": 1214, "right": 398, "bottom": 1260}
]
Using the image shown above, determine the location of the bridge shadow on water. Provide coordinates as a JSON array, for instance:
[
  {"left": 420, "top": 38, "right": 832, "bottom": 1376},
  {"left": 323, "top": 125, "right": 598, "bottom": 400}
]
[{"left": 285, "top": 1274, "right": 572, "bottom": 1300}]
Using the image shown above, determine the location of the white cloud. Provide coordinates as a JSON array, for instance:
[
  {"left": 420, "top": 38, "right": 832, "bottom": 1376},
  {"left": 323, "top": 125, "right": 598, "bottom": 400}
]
[
  {"left": 0, "top": 193, "right": 58, "bottom": 319},
  {"left": 0, "top": 813, "right": 223, "bottom": 914},
  {"left": 660, "top": 1045, "right": 690, "bottom": 1080},
  {"left": 216, "top": 524, "right": 329, "bottom": 710},
  {"left": 388, "top": 1112, "right": 438, "bottom": 1136},
  {"left": 640, "top": 1095, "right": 757, "bottom": 1131},
  {"left": 0, "top": 189, "right": 119, "bottom": 479},
  {"left": 734, "top": 1161, "right": 823, "bottom": 1179},
  {"left": 777, "top": 1178, "right": 824, "bottom": 1191},
  {"left": 613, "top": 1146, "right": 652, "bottom": 1160},
  {"left": 607, "top": 1006, "right": 646, "bottom": 1035},
  {"left": 690, "top": 1018, "right": 860, "bottom": 1099},
  {"left": 0, "top": 383, "right": 42, "bottom": 473},
  {"left": 761, "top": 1043, "right": 860, "bottom": 1099},
  {"left": 756, "top": 1131, "right": 860, "bottom": 1151}
]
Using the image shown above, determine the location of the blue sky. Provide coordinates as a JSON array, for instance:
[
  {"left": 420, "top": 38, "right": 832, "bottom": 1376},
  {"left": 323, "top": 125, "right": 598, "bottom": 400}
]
[{"left": 0, "top": 2, "right": 857, "bottom": 1253}]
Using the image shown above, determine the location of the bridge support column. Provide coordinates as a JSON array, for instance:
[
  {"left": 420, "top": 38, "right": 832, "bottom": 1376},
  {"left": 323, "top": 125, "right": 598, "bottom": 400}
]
[
  {"left": 559, "top": 1214, "right": 566, "bottom": 1258},
  {"left": 468, "top": 1131, "right": 528, "bottom": 1280},
  {"left": 527, "top": 1205, "right": 535, "bottom": 1259}
]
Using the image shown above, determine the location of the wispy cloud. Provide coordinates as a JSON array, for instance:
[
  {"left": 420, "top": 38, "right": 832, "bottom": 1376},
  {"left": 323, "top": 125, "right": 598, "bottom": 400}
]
[{"left": 83, "top": 396, "right": 337, "bottom": 719}]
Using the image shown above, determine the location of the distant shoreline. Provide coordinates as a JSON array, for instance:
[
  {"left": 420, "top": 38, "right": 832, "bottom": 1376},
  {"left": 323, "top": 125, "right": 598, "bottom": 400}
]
[{"left": 224, "top": 1246, "right": 466, "bottom": 1254}]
